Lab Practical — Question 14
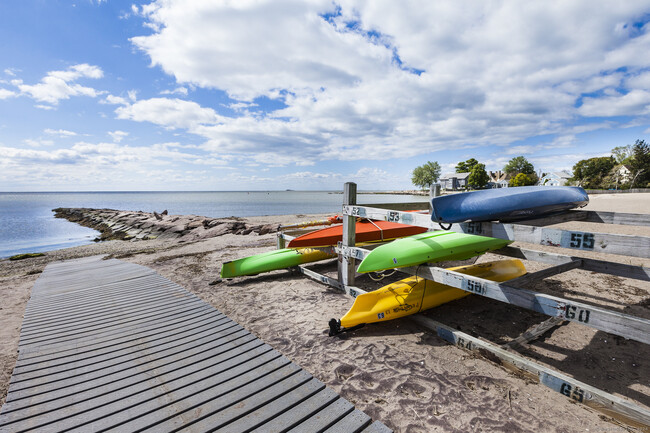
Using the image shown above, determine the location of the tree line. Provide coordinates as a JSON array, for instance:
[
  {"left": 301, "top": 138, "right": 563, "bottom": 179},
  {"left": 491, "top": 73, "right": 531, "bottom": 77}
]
[
  {"left": 571, "top": 140, "right": 649, "bottom": 189},
  {"left": 411, "top": 155, "right": 538, "bottom": 189},
  {"left": 411, "top": 139, "right": 649, "bottom": 190}
]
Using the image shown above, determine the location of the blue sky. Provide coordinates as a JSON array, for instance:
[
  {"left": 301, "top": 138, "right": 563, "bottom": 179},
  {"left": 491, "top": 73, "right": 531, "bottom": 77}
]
[{"left": 1, "top": 0, "right": 649, "bottom": 191}]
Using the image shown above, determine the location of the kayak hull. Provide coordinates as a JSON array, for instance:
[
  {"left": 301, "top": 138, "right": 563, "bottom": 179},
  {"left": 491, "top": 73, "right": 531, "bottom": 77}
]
[
  {"left": 221, "top": 248, "right": 335, "bottom": 278},
  {"left": 356, "top": 231, "right": 512, "bottom": 273},
  {"left": 340, "top": 259, "right": 526, "bottom": 328},
  {"left": 287, "top": 220, "right": 428, "bottom": 248},
  {"left": 431, "top": 186, "right": 589, "bottom": 223}
]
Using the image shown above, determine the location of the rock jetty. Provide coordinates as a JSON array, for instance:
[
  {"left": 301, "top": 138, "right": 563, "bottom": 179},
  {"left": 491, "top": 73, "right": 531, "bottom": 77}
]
[{"left": 53, "top": 208, "right": 280, "bottom": 242}]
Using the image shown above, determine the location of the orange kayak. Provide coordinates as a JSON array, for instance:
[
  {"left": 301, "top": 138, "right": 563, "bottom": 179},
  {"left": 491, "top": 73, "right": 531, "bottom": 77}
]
[{"left": 287, "top": 220, "right": 428, "bottom": 248}]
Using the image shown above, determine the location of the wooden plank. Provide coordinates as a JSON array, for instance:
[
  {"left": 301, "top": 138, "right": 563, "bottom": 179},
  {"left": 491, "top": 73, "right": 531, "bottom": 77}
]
[
  {"left": 399, "top": 263, "right": 650, "bottom": 345},
  {"left": 18, "top": 298, "right": 210, "bottom": 348},
  {"left": 495, "top": 246, "right": 650, "bottom": 282},
  {"left": 324, "top": 409, "right": 372, "bottom": 432},
  {"left": 583, "top": 210, "right": 650, "bottom": 227},
  {"left": 510, "top": 209, "right": 650, "bottom": 227},
  {"left": 341, "top": 205, "right": 650, "bottom": 259},
  {"left": 142, "top": 369, "right": 312, "bottom": 432},
  {"left": 247, "top": 388, "right": 340, "bottom": 433},
  {"left": 363, "top": 421, "right": 395, "bottom": 433},
  {"left": 19, "top": 304, "right": 218, "bottom": 357},
  {"left": 9, "top": 326, "right": 249, "bottom": 392},
  {"left": 502, "top": 317, "right": 566, "bottom": 350},
  {"left": 2, "top": 337, "right": 267, "bottom": 419},
  {"left": 358, "top": 201, "right": 429, "bottom": 211},
  {"left": 411, "top": 315, "right": 650, "bottom": 430},
  {"left": 17, "top": 306, "right": 221, "bottom": 359},
  {"left": 12, "top": 313, "right": 231, "bottom": 375},
  {"left": 286, "top": 398, "right": 355, "bottom": 433},
  {"left": 295, "top": 265, "right": 367, "bottom": 299},
  {"left": 0, "top": 256, "right": 390, "bottom": 432},
  {"left": 212, "top": 378, "right": 326, "bottom": 432},
  {"left": 20, "top": 292, "right": 202, "bottom": 336},
  {"left": 506, "top": 260, "right": 583, "bottom": 287},
  {"left": 452, "top": 222, "right": 649, "bottom": 259},
  {"left": 26, "top": 354, "right": 295, "bottom": 432}
]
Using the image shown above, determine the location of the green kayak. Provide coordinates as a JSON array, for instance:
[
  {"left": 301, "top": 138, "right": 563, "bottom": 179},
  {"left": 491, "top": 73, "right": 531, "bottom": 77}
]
[
  {"left": 221, "top": 247, "right": 335, "bottom": 278},
  {"left": 356, "top": 231, "right": 512, "bottom": 273}
]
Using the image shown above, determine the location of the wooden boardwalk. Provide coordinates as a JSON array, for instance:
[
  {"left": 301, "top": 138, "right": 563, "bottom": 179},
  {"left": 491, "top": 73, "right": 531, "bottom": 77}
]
[{"left": 0, "top": 256, "right": 390, "bottom": 432}]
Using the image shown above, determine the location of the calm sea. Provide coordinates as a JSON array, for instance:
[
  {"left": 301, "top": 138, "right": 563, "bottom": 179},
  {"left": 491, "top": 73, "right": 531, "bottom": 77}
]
[{"left": 0, "top": 191, "right": 428, "bottom": 258}]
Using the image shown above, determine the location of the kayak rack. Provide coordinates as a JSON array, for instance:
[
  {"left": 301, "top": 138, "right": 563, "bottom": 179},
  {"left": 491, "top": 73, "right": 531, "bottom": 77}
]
[{"left": 276, "top": 182, "right": 650, "bottom": 429}]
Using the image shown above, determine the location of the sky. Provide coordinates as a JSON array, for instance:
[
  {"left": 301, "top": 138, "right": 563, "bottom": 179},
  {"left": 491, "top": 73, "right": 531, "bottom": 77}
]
[{"left": 1, "top": 1, "right": 649, "bottom": 191}]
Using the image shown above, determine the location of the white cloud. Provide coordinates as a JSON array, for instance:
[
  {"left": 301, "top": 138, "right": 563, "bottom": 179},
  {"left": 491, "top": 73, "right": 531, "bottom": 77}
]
[
  {"left": 579, "top": 89, "right": 650, "bottom": 117},
  {"left": 14, "top": 64, "right": 104, "bottom": 106},
  {"left": 108, "top": 130, "right": 129, "bottom": 142},
  {"left": 160, "top": 87, "right": 188, "bottom": 96},
  {"left": 23, "top": 139, "right": 54, "bottom": 147},
  {"left": 102, "top": 94, "right": 129, "bottom": 105},
  {"left": 123, "top": 1, "right": 650, "bottom": 166},
  {"left": 115, "top": 98, "right": 223, "bottom": 130},
  {"left": 35, "top": 104, "right": 57, "bottom": 111},
  {"left": 44, "top": 128, "right": 78, "bottom": 137},
  {"left": 0, "top": 88, "right": 16, "bottom": 99},
  {"left": 4, "top": 68, "right": 18, "bottom": 76}
]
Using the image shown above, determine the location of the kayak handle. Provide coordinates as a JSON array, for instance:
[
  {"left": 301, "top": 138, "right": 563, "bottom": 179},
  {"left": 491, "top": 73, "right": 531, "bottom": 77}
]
[{"left": 328, "top": 318, "right": 365, "bottom": 336}]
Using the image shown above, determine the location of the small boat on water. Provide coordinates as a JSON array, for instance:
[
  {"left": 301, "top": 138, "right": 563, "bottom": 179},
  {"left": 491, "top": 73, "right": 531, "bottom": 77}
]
[{"left": 430, "top": 186, "right": 589, "bottom": 224}]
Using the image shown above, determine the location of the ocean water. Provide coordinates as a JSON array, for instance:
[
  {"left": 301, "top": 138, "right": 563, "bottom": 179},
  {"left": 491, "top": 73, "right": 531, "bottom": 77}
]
[{"left": 0, "top": 191, "right": 428, "bottom": 258}]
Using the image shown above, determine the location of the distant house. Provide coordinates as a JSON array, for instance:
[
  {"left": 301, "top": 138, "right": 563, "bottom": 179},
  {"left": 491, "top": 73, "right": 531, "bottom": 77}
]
[
  {"left": 616, "top": 165, "right": 633, "bottom": 183},
  {"left": 488, "top": 170, "right": 510, "bottom": 188},
  {"left": 440, "top": 172, "right": 470, "bottom": 190},
  {"left": 539, "top": 171, "right": 572, "bottom": 186}
]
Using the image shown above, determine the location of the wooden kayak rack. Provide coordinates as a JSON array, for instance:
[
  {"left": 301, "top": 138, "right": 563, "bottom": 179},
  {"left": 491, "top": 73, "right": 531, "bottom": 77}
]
[{"left": 276, "top": 182, "right": 650, "bottom": 429}]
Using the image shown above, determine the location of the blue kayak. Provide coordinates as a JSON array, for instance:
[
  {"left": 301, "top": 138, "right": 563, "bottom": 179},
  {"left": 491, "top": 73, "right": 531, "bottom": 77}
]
[{"left": 431, "top": 186, "right": 589, "bottom": 223}]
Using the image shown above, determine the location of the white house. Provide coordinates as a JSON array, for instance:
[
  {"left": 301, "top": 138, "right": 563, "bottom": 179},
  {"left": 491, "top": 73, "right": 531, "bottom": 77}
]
[
  {"left": 488, "top": 170, "right": 510, "bottom": 188},
  {"left": 440, "top": 172, "right": 470, "bottom": 190},
  {"left": 615, "top": 165, "right": 633, "bottom": 183},
  {"left": 539, "top": 171, "right": 572, "bottom": 186}
]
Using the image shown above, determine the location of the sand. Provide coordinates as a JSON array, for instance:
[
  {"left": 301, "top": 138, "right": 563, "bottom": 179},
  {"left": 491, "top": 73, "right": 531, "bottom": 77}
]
[{"left": 0, "top": 193, "right": 648, "bottom": 432}]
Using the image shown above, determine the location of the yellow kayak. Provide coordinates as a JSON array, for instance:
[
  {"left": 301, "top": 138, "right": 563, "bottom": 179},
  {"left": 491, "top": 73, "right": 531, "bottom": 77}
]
[{"left": 330, "top": 259, "right": 525, "bottom": 335}]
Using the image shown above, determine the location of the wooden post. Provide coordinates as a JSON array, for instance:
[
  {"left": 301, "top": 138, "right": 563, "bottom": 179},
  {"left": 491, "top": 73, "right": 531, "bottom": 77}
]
[
  {"left": 429, "top": 183, "right": 440, "bottom": 213},
  {"left": 276, "top": 232, "right": 286, "bottom": 250},
  {"left": 338, "top": 182, "right": 357, "bottom": 288}
]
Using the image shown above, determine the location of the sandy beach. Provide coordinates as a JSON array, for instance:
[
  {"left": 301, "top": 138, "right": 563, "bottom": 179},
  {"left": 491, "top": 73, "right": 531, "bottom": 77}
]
[{"left": 1, "top": 193, "right": 648, "bottom": 432}]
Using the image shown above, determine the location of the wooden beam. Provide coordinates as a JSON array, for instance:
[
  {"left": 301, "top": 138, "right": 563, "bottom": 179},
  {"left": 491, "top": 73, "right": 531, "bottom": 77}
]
[
  {"left": 341, "top": 206, "right": 650, "bottom": 259},
  {"left": 583, "top": 210, "right": 650, "bottom": 227},
  {"left": 276, "top": 232, "right": 286, "bottom": 249},
  {"left": 502, "top": 316, "right": 566, "bottom": 350},
  {"left": 358, "top": 202, "right": 429, "bottom": 211},
  {"left": 411, "top": 315, "right": 650, "bottom": 430},
  {"left": 398, "top": 264, "right": 650, "bottom": 345},
  {"left": 496, "top": 246, "right": 650, "bottom": 282},
  {"left": 513, "top": 209, "right": 650, "bottom": 227},
  {"left": 295, "top": 265, "right": 367, "bottom": 299},
  {"left": 338, "top": 243, "right": 650, "bottom": 343},
  {"left": 506, "top": 260, "right": 583, "bottom": 287},
  {"left": 339, "top": 183, "right": 357, "bottom": 287}
]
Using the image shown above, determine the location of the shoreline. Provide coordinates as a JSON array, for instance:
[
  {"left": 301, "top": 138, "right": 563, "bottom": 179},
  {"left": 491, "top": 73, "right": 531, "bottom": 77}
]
[{"left": 1, "top": 195, "right": 648, "bottom": 431}]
